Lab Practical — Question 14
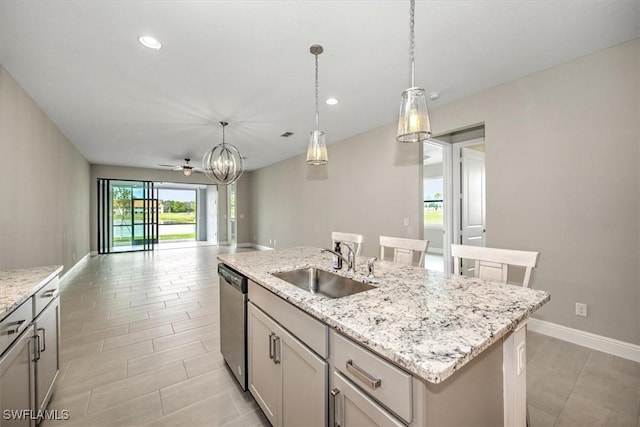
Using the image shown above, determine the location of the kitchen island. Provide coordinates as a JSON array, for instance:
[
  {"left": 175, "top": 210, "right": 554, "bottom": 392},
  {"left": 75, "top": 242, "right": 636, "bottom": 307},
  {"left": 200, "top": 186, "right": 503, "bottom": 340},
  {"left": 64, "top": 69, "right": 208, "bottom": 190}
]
[{"left": 218, "top": 247, "right": 550, "bottom": 427}]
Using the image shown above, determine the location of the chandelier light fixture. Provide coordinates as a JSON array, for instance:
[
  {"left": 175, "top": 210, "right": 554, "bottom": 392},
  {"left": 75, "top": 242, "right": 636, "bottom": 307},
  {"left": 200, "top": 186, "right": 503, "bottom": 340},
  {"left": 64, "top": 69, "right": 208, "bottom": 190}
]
[
  {"left": 397, "top": 0, "right": 431, "bottom": 143},
  {"left": 202, "top": 121, "right": 244, "bottom": 185},
  {"left": 306, "top": 44, "right": 328, "bottom": 165}
]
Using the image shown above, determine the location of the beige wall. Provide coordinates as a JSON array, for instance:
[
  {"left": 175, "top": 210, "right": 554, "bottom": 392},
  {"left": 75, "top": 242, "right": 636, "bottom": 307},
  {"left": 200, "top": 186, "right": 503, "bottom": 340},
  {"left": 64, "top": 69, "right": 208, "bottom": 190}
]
[
  {"left": 0, "top": 66, "right": 90, "bottom": 273},
  {"left": 249, "top": 39, "right": 639, "bottom": 345},
  {"left": 433, "top": 39, "right": 639, "bottom": 345},
  {"left": 248, "top": 123, "right": 421, "bottom": 257}
]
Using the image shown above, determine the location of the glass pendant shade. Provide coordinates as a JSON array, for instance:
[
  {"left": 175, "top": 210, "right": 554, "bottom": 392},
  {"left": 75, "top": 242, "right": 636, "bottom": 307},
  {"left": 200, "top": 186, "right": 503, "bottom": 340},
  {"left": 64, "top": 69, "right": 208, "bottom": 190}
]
[
  {"left": 202, "top": 122, "right": 244, "bottom": 185},
  {"left": 397, "top": 87, "right": 431, "bottom": 143},
  {"left": 183, "top": 167, "right": 193, "bottom": 177},
  {"left": 306, "top": 130, "right": 328, "bottom": 165}
]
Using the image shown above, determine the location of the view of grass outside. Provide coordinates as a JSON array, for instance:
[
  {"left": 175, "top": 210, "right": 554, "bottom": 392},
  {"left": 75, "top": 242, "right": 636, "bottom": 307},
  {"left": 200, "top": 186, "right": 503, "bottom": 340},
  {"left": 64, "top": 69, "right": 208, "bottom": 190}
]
[
  {"left": 112, "top": 186, "right": 198, "bottom": 244},
  {"left": 158, "top": 190, "right": 196, "bottom": 241},
  {"left": 424, "top": 205, "right": 444, "bottom": 225},
  {"left": 424, "top": 177, "right": 444, "bottom": 227}
]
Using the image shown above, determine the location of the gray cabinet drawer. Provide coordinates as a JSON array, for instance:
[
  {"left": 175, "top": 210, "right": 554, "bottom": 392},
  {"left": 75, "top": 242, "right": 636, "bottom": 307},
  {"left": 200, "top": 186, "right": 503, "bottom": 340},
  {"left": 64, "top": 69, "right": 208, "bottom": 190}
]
[
  {"left": 332, "top": 331, "right": 412, "bottom": 424},
  {"left": 34, "top": 277, "right": 59, "bottom": 317},
  {"left": 0, "top": 299, "right": 33, "bottom": 356},
  {"left": 248, "top": 280, "right": 328, "bottom": 358}
]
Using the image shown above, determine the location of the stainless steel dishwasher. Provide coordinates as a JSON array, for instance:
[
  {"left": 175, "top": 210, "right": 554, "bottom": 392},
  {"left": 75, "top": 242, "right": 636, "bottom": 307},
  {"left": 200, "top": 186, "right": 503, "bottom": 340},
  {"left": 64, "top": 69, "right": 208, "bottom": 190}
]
[{"left": 218, "top": 263, "right": 248, "bottom": 391}]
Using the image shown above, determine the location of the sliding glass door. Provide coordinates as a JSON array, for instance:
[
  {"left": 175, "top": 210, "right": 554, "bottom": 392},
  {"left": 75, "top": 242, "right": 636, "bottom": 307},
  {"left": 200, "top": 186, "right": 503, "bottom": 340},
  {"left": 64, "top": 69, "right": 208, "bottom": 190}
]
[{"left": 98, "top": 179, "right": 158, "bottom": 253}]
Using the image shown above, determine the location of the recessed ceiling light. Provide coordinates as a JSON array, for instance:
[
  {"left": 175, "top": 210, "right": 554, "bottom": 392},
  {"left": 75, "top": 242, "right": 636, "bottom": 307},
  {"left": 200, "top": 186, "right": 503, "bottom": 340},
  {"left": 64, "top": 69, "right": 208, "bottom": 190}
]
[
  {"left": 138, "top": 35, "right": 162, "bottom": 50},
  {"left": 325, "top": 98, "right": 339, "bottom": 105},
  {"left": 429, "top": 92, "right": 440, "bottom": 101}
]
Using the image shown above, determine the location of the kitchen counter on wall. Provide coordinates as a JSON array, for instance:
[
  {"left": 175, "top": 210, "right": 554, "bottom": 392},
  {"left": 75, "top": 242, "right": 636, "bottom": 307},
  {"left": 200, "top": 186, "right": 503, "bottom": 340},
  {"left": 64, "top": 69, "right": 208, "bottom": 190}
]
[
  {"left": 0, "top": 265, "right": 63, "bottom": 319},
  {"left": 218, "top": 247, "right": 549, "bottom": 384}
]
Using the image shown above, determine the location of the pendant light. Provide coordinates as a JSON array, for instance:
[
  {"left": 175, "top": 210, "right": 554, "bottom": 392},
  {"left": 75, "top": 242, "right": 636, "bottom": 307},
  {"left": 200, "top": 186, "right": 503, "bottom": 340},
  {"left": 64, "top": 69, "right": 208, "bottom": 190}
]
[
  {"left": 202, "top": 121, "right": 244, "bottom": 185},
  {"left": 397, "top": 0, "right": 431, "bottom": 143},
  {"left": 306, "top": 44, "right": 328, "bottom": 165}
]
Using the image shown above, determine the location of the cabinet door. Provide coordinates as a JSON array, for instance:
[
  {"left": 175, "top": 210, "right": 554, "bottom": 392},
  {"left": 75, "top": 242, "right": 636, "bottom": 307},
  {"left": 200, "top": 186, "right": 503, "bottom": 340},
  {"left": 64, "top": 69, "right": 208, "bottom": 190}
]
[
  {"left": 332, "top": 371, "right": 405, "bottom": 427},
  {"left": 280, "top": 327, "right": 327, "bottom": 427},
  {"left": 0, "top": 325, "right": 36, "bottom": 427},
  {"left": 248, "top": 303, "right": 279, "bottom": 426},
  {"left": 34, "top": 298, "right": 60, "bottom": 413}
]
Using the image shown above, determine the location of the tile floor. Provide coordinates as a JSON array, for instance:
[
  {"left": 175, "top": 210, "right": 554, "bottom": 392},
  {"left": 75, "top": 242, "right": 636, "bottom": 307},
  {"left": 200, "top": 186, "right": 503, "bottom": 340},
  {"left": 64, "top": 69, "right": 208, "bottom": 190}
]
[
  {"left": 526, "top": 332, "right": 640, "bottom": 427},
  {"left": 46, "top": 245, "right": 268, "bottom": 427},
  {"left": 45, "top": 245, "right": 639, "bottom": 426}
]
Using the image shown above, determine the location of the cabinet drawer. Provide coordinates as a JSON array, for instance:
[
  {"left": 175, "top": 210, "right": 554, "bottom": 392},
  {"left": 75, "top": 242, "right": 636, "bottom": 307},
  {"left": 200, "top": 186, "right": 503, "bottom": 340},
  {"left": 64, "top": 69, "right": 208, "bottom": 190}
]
[
  {"left": 34, "top": 277, "right": 59, "bottom": 317},
  {"left": 249, "top": 280, "right": 328, "bottom": 358},
  {"left": 0, "top": 299, "right": 33, "bottom": 356},
  {"left": 332, "top": 331, "right": 412, "bottom": 423}
]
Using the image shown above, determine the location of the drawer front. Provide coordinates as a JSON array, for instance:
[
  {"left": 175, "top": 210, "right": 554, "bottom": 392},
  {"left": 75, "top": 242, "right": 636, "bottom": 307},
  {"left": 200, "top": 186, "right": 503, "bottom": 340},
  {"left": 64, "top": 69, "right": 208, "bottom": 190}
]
[
  {"left": 248, "top": 280, "right": 328, "bottom": 358},
  {"left": 332, "top": 331, "right": 412, "bottom": 423},
  {"left": 0, "top": 299, "right": 34, "bottom": 356},
  {"left": 34, "top": 276, "right": 59, "bottom": 317}
]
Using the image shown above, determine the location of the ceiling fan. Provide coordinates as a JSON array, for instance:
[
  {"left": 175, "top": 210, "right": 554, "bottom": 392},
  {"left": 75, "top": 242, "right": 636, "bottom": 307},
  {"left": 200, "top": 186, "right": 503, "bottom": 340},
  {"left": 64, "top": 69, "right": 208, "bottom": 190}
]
[{"left": 159, "top": 158, "right": 203, "bottom": 176}]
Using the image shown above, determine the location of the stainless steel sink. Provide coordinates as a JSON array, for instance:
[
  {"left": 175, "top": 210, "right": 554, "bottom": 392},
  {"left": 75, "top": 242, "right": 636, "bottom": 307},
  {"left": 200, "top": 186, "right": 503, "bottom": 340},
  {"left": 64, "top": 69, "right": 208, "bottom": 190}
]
[{"left": 272, "top": 267, "right": 375, "bottom": 299}]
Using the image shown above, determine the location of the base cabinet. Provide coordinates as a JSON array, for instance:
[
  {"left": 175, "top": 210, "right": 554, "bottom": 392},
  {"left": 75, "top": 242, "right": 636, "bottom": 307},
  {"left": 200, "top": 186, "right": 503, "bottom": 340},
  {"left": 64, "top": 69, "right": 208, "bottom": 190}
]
[
  {"left": 0, "top": 325, "right": 36, "bottom": 427},
  {"left": 248, "top": 302, "right": 327, "bottom": 427},
  {"left": 0, "top": 276, "right": 60, "bottom": 427},
  {"left": 33, "top": 298, "right": 60, "bottom": 414}
]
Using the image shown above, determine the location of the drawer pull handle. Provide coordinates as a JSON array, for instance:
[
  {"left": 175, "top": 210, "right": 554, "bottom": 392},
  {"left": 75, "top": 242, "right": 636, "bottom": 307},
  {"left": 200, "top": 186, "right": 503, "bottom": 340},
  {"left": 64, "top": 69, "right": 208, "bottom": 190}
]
[
  {"left": 42, "top": 289, "right": 56, "bottom": 298},
  {"left": 273, "top": 336, "right": 281, "bottom": 364},
  {"left": 6, "top": 319, "right": 26, "bottom": 335},
  {"left": 346, "top": 360, "right": 382, "bottom": 389},
  {"left": 268, "top": 332, "right": 276, "bottom": 360},
  {"left": 330, "top": 388, "right": 341, "bottom": 427},
  {"left": 38, "top": 327, "right": 47, "bottom": 352}
]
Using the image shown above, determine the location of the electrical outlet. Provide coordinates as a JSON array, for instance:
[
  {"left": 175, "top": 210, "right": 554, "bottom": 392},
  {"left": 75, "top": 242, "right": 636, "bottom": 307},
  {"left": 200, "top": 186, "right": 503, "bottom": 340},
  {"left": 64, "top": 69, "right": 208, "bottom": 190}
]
[
  {"left": 403, "top": 218, "right": 410, "bottom": 226},
  {"left": 575, "top": 302, "right": 588, "bottom": 317}
]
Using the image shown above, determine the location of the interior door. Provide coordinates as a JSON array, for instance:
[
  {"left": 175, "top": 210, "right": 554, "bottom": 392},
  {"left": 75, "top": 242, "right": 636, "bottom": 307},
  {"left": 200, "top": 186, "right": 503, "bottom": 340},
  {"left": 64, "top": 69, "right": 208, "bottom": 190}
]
[{"left": 460, "top": 146, "right": 486, "bottom": 273}]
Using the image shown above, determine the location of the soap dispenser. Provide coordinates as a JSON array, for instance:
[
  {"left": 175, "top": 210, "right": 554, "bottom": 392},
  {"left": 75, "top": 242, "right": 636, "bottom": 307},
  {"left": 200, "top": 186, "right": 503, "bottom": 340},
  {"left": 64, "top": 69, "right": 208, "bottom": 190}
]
[{"left": 332, "top": 242, "right": 343, "bottom": 270}]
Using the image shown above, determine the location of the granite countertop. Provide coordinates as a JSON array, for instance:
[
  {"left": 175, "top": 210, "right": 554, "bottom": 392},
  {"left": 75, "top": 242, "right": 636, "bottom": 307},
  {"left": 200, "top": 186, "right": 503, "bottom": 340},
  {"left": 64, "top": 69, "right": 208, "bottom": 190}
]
[
  {"left": 218, "top": 246, "right": 550, "bottom": 384},
  {"left": 0, "top": 265, "right": 64, "bottom": 319}
]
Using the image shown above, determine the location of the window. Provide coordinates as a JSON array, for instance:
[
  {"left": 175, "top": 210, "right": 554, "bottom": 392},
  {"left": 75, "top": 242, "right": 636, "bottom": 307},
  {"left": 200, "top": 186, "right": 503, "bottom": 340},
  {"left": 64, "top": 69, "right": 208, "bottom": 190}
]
[{"left": 424, "top": 177, "right": 444, "bottom": 226}]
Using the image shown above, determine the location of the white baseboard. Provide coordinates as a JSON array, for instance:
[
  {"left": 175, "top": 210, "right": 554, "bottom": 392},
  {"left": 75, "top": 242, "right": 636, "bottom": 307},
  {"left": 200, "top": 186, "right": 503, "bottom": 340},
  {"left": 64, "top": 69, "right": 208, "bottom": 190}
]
[
  {"left": 59, "top": 252, "right": 91, "bottom": 289},
  {"left": 237, "top": 242, "right": 274, "bottom": 251},
  {"left": 528, "top": 318, "right": 640, "bottom": 362}
]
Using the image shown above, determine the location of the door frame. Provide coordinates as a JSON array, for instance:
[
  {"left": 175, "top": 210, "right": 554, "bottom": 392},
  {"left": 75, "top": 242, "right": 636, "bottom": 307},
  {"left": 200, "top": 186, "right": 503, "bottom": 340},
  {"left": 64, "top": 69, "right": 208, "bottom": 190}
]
[
  {"left": 421, "top": 139, "right": 453, "bottom": 273},
  {"left": 452, "top": 137, "right": 486, "bottom": 250}
]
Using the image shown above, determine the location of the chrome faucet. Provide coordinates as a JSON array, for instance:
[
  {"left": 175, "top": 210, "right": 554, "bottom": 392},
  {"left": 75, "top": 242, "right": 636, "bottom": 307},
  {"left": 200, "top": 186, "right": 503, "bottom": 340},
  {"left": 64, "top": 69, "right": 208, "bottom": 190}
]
[
  {"left": 322, "top": 243, "right": 356, "bottom": 273},
  {"left": 367, "top": 257, "right": 377, "bottom": 278}
]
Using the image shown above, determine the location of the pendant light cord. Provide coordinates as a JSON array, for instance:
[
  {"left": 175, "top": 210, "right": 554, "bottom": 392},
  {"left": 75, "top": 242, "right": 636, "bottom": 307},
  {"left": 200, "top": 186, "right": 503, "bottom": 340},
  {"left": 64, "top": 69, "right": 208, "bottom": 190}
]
[
  {"left": 314, "top": 52, "right": 320, "bottom": 130},
  {"left": 409, "top": 0, "right": 416, "bottom": 87}
]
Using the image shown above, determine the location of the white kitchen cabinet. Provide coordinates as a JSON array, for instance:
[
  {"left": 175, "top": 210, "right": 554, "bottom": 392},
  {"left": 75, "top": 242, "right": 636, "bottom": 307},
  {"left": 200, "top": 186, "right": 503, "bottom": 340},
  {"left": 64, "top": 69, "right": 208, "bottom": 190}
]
[
  {"left": 248, "top": 302, "right": 327, "bottom": 427},
  {"left": 332, "top": 371, "right": 405, "bottom": 427},
  {"left": 0, "top": 324, "right": 36, "bottom": 427},
  {"left": 248, "top": 302, "right": 279, "bottom": 426},
  {"left": 0, "top": 272, "right": 61, "bottom": 427},
  {"left": 33, "top": 297, "right": 60, "bottom": 414}
]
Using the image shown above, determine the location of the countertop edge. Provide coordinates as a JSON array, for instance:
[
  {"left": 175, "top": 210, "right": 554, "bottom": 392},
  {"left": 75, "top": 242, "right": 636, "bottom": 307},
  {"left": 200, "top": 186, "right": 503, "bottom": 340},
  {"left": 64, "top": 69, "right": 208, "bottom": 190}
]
[{"left": 1, "top": 265, "right": 63, "bottom": 320}]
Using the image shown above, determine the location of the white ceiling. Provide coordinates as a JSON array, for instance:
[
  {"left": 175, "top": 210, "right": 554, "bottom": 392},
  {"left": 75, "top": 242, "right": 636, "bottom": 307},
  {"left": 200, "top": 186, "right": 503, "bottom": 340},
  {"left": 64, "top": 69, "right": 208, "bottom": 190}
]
[{"left": 1, "top": 1, "right": 638, "bottom": 172}]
